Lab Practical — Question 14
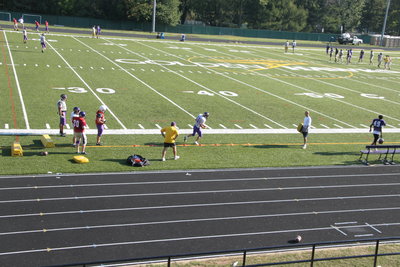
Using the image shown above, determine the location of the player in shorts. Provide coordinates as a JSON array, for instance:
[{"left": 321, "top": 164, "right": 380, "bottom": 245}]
[
  {"left": 70, "top": 107, "right": 80, "bottom": 146},
  {"left": 35, "top": 20, "right": 40, "bottom": 32},
  {"left": 161, "top": 122, "right": 180, "bottom": 161},
  {"left": 73, "top": 111, "right": 88, "bottom": 154},
  {"left": 184, "top": 112, "right": 210, "bottom": 145},
  {"left": 369, "top": 115, "right": 386, "bottom": 146},
  {"left": 95, "top": 105, "right": 107, "bottom": 145},
  {"left": 45, "top": 20, "right": 49, "bottom": 33},
  {"left": 22, "top": 28, "right": 28, "bottom": 43},
  {"left": 40, "top": 33, "right": 46, "bottom": 53},
  {"left": 57, "top": 94, "right": 67, "bottom": 137},
  {"left": 301, "top": 111, "right": 312, "bottom": 149}
]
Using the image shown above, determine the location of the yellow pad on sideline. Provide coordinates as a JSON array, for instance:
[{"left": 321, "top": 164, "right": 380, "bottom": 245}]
[
  {"left": 41, "top": 135, "right": 55, "bottom": 148},
  {"left": 73, "top": 155, "right": 89, "bottom": 163},
  {"left": 11, "top": 142, "right": 23, "bottom": 156}
]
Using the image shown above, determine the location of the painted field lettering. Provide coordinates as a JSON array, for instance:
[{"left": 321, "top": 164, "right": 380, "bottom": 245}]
[
  {"left": 197, "top": 90, "right": 238, "bottom": 97},
  {"left": 361, "top": 93, "right": 384, "bottom": 99},
  {"left": 53, "top": 87, "right": 116, "bottom": 95},
  {"left": 295, "top": 93, "right": 344, "bottom": 99}
]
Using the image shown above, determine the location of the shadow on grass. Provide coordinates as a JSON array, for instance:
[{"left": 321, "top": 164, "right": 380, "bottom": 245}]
[
  {"left": 144, "top": 142, "right": 163, "bottom": 146},
  {"left": 251, "top": 145, "right": 293, "bottom": 149},
  {"left": 314, "top": 151, "right": 359, "bottom": 156}
]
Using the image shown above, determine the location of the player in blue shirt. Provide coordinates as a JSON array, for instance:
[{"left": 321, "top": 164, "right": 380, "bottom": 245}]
[{"left": 369, "top": 115, "right": 386, "bottom": 145}]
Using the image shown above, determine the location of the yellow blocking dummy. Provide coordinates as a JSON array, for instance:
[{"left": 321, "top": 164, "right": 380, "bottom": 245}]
[
  {"left": 11, "top": 142, "right": 23, "bottom": 156},
  {"left": 41, "top": 135, "right": 55, "bottom": 148},
  {"left": 73, "top": 155, "right": 89, "bottom": 163}
]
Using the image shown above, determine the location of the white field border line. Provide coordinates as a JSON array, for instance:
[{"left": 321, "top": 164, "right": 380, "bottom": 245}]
[
  {"left": 231, "top": 46, "right": 400, "bottom": 123},
  {"left": 4, "top": 171, "right": 400, "bottom": 190},
  {"left": 1, "top": 182, "right": 400, "bottom": 204},
  {"left": 72, "top": 37, "right": 195, "bottom": 120},
  {"left": 0, "top": 222, "right": 399, "bottom": 257},
  {"left": 252, "top": 46, "right": 400, "bottom": 96},
  {"left": 2, "top": 31, "right": 30, "bottom": 129},
  {"left": 4, "top": 128, "right": 400, "bottom": 135},
  {"left": 189, "top": 44, "right": 361, "bottom": 128},
  {"left": 1, "top": 194, "right": 399, "bottom": 220},
  {"left": 140, "top": 41, "right": 355, "bottom": 129},
  {"left": 45, "top": 39, "right": 127, "bottom": 130},
  {"left": 106, "top": 39, "right": 285, "bottom": 128}
]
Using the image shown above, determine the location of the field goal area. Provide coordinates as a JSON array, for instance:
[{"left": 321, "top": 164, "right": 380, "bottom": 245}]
[
  {"left": 22, "top": 14, "right": 42, "bottom": 24},
  {"left": 0, "top": 12, "right": 11, "bottom": 21}
]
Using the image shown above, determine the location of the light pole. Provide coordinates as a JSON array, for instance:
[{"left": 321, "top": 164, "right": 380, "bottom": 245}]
[
  {"left": 380, "top": 0, "right": 391, "bottom": 46},
  {"left": 152, "top": 0, "right": 157, "bottom": 33}
]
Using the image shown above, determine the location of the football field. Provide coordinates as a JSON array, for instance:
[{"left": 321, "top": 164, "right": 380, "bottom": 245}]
[{"left": 2, "top": 29, "right": 400, "bottom": 136}]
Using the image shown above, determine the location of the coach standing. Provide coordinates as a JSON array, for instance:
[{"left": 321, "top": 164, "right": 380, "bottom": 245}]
[
  {"left": 302, "top": 111, "right": 312, "bottom": 149},
  {"left": 57, "top": 94, "right": 67, "bottom": 137},
  {"left": 161, "top": 122, "right": 180, "bottom": 161}
]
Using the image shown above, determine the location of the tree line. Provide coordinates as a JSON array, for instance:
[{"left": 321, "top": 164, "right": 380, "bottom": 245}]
[{"left": 3, "top": 0, "right": 400, "bottom": 35}]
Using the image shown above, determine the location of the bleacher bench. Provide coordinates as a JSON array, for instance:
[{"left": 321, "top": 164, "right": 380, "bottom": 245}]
[{"left": 359, "top": 145, "right": 400, "bottom": 165}]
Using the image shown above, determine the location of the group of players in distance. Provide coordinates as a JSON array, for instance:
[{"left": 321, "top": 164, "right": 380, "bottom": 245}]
[{"left": 57, "top": 94, "right": 107, "bottom": 155}]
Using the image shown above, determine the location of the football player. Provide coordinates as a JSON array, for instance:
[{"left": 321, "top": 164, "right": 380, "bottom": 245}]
[
  {"left": 73, "top": 111, "right": 88, "bottom": 154},
  {"left": 95, "top": 105, "right": 107, "bottom": 145}
]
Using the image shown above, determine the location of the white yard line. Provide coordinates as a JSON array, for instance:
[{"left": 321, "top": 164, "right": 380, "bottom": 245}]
[
  {"left": 3, "top": 31, "right": 30, "bottom": 129},
  {"left": 110, "top": 39, "right": 286, "bottom": 128},
  {"left": 72, "top": 37, "right": 196, "bottom": 120},
  {"left": 45, "top": 40, "right": 128, "bottom": 130}
]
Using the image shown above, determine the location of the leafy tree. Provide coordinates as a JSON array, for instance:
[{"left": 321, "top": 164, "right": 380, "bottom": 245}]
[{"left": 360, "top": 0, "right": 386, "bottom": 33}]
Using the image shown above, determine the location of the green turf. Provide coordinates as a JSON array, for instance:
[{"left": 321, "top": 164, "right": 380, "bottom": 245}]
[{"left": 1, "top": 27, "right": 400, "bottom": 175}]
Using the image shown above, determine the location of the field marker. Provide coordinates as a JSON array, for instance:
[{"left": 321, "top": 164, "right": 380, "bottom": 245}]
[
  {"left": 138, "top": 124, "right": 144, "bottom": 129},
  {"left": 5, "top": 124, "right": 9, "bottom": 129},
  {"left": 249, "top": 124, "right": 258, "bottom": 129},
  {"left": 219, "top": 124, "right": 227, "bottom": 129},
  {"left": 73, "top": 37, "right": 196, "bottom": 120},
  {"left": 292, "top": 124, "right": 297, "bottom": 128},
  {"left": 187, "top": 124, "right": 193, "bottom": 128},
  {"left": 264, "top": 124, "right": 272, "bottom": 129},
  {"left": 45, "top": 124, "right": 50, "bottom": 129},
  {"left": 104, "top": 125, "right": 108, "bottom": 130},
  {"left": 3, "top": 31, "right": 30, "bottom": 129},
  {"left": 333, "top": 124, "right": 344, "bottom": 129},
  {"left": 320, "top": 124, "right": 329, "bottom": 129},
  {"left": 155, "top": 124, "right": 161, "bottom": 129},
  {"left": 360, "top": 124, "right": 368, "bottom": 128},
  {"left": 47, "top": 39, "right": 127, "bottom": 130},
  {"left": 66, "top": 124, "right": 70, "bottom": 129},
  {"left": 234, "top": 124, "right": 243, "bottom": 129}
]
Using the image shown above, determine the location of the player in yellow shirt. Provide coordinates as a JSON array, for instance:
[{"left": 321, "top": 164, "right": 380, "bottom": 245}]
[{"left": 161, "top": 122, "right": 180, "bottom": 161}]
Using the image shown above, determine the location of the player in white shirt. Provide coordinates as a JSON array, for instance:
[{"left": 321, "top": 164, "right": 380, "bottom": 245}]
[
  {"left": 184, "top": 112, "right": 210, "bottom": 145},
  {"left": 40, "top": 33, "right": 46, "bottom": 53},
  {"left": 301, "top": 111, "right": 312, "bottom": 149},
  {"left": 71, "top": 107, "right": 80, "bottom": 146},
  {"left": 22, "top": 28, "right": 28, "bottom": 43},
  {"left": 57, "top": 94, "right": 68, "bottom": 137}
]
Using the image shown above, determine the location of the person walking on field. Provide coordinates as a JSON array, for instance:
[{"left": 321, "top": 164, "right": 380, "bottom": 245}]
[
  {"left": 292, "top": 40, "right": 296, "bottom": 53},
  {"left": 301, "top": 111, "right": 312, "bottom": 149},
  {"left": 73, "top": 111, "right": 88, "bottom": 154},
  {"left": 369, "top": 115, "right": 386, "bottom": 146},
  {"left": 184, "top": 112, "right": 210, "bottom": 145},
  {"left": 161, "top": 122, "right": 180, "bottom": 161},
  {"left": 285, "top": 41, "right": 289, "bottom": 53}
]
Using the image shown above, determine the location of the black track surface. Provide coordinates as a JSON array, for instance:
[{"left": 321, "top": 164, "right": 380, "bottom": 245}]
[{"left": 0, "top": 165, "right": 399, "bottom": 266}]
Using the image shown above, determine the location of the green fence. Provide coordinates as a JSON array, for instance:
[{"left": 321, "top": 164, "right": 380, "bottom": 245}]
[{"left": 0, "top": 10, "right": 371, "bottom": 44}]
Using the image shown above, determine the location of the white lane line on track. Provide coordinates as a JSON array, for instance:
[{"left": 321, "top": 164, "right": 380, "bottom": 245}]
[
  {"left": 1, "top": 194, "right": 399, "bottom": 220},
  {"left": 111, "top": 40, "right": 286, "bottom": 128},
  {"left": 72, "top": 37, "right": 196, "bottom": 120},
  {"left": 365, "top": 222, "right": 382, "bottom": 233},
  {"left": 3, "top": 31, "right": 30, "bottom": 129},
  {"left": 0, "top": 222, "right": 399, "bottom": 256},
  {"left": 1, "top": 183, "right": 399, "bottom": 204},
  {"left": 331, "top": 225, "right": 348, "bottom": 236},
  {"left": 46, "top": 39, "right": 127, "bottom": 130}
]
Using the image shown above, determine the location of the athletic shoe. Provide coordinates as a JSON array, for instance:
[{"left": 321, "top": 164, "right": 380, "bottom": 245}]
[
  {"left": 174, "top": 156, "right": 180, "bottom": 160},
  {"left": 96, "top": 143, "right": 102, "bottom": 146},
  {"left": 302, "top": 144, "right": 307, "bottom": 149},
  {"left": 194, "top": 141, "right": 199, "bottom": 145},
  {"left": 162, "top": 158, "right": 166, "bottom": 161},
  {"left": 81, "top": 151, "right": 88, "bottom": 155},
  {"left": 183, "top": 136, "right": 187, "bottom": 142},
  {"left": 60, "top": 133, "right": 66, "bottom": 137}
]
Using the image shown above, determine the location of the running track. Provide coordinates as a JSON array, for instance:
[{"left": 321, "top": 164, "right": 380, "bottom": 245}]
[{"left": 0, "top": 165, "right": 399, "bottom": 266}]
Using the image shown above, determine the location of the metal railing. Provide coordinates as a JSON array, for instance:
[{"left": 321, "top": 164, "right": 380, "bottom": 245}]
[{"left": 43, "top": 237, "right": 400, "bottom": 267}]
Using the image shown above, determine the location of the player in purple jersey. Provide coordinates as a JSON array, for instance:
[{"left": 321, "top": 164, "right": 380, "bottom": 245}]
[
  {"left": 369, "top": 115, "right": 386, "bottom": 145},
  {"left": 184, "top": 112, "right": 210, "bottom": 145}
]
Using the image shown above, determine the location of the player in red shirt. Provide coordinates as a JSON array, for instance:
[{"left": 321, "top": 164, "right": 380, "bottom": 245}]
[
  {"left": 35, "top": 20, "right": 40, "bottom": 32},
  {"left": 95, "top": 105, "right": 107, "bottom": 145},
  {"left": 73, "top": 111, "right": 88, "bottom": 154},
  {"left": 13, "top": 18, "right": 18, "bottom": 31},
  {"left": 45, "top": 20, "right": 49, "bottom": 33}
]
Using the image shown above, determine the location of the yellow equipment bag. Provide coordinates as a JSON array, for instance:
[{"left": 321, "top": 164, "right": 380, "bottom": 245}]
[{"left": 297, "top": 123, "right": 303, "bottom": 133}]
